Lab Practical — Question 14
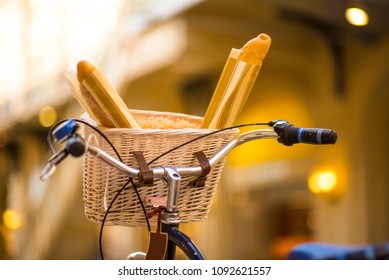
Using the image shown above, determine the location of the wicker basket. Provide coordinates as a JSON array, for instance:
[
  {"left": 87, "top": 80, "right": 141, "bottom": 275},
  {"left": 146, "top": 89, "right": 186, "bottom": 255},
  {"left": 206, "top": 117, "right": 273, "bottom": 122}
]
[{"left": 82, "top": 110, "right": 238, "bottom": 227}]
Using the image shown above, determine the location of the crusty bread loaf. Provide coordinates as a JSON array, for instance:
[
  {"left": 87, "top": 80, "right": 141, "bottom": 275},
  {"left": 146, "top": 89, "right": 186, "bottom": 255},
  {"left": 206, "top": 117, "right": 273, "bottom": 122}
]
[{"left": 77, "top": 61, "right": 141, "bottom": 128}]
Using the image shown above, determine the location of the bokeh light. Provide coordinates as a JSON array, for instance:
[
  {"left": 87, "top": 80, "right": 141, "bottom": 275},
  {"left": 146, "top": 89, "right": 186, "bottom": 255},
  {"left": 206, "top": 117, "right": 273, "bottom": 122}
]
[
  {"left": 345, "top": 7, "right": 369, "bottom": 26},
  {"left": 308, "top": 170, "right": 337, "bottom": 194},
  {"left": 38, "top": 106, "right": 57, "bottom": 127},
  {"left": 3, "top": 209, "right": 22, "bottom": 230}
]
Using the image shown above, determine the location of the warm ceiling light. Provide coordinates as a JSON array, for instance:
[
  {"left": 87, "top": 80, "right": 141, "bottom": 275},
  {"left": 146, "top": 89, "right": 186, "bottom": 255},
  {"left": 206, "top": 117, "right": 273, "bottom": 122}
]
[
  {"left": 308, "top": 170, "right": 337, "bottom": 194},
  {"left": 345, "top": 7, "right": 369, "bottom": 26}
]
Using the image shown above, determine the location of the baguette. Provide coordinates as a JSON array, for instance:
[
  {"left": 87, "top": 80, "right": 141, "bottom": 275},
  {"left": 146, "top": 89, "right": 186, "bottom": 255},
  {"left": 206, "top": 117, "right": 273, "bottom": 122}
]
[
  {"left": 237, "top": 33, "right": 271, "bottom": 64},
  {"left": 201, "top": 33, "right": 271, "bottom": 129},
  {"left": 77, "top": 61, "right": 141, "bottom": 128},
  {"left": 63, "top": 71, "right": 115, "bottom": 127}
]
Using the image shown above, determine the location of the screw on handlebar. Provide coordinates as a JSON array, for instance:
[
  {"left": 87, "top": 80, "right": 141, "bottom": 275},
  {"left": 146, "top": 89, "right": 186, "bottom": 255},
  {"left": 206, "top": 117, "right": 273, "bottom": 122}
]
[{"left": 66, "top": 135, "right": 86, "bottom": 157}]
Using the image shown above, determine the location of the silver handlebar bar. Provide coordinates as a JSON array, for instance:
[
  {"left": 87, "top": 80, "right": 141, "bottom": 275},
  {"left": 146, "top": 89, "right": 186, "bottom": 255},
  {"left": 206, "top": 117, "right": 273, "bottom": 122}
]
[
  {"left": 86, "top": 129, "right": 278, "bottom": 179},
  {"left": 40, "top": 119, "right": 337, "bottom": 182}
]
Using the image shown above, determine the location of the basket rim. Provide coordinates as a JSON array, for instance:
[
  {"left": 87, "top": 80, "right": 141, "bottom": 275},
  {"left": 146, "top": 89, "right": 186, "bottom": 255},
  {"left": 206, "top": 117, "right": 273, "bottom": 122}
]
[
  {"left": 81, "top": 109, "right": 239, "bottom": 134},
  {"left": 130, "top": 109, "right": 203, "bottom": 120}
]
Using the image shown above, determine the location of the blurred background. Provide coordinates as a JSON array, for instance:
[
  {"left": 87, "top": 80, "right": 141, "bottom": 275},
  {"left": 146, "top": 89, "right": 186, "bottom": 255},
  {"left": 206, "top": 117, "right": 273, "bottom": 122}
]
[{"left": 0, "top": 0, "right": 389, "bottom": 260}]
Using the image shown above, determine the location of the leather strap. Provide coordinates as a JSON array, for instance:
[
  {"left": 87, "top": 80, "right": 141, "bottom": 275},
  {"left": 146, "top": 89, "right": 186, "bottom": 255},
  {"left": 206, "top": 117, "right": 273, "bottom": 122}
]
[
  {"left": 132, "top": 151, "right": 154, "bottom": 186},
  {"left": 190, "top": 151, "right": 211, "bottom": 188}
]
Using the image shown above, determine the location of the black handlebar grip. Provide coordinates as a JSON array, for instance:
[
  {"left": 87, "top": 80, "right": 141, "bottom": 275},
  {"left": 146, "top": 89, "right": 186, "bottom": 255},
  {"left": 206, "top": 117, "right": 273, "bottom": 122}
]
[{"left": 274, "top": 123, "right": 337, "bottom": 146}]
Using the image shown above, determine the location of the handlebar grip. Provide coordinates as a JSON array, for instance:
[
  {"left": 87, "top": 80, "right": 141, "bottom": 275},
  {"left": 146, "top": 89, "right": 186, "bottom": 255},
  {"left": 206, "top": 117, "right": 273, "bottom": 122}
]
[{"left": 273, "top": 122, "right": 337, "bottom": 146}]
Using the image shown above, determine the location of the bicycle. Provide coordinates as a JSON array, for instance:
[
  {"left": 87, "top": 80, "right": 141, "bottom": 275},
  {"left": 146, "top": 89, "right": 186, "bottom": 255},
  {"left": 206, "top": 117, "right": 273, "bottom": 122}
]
[{"left": 40, "top": 117, "right": 337, "bottom": 260}]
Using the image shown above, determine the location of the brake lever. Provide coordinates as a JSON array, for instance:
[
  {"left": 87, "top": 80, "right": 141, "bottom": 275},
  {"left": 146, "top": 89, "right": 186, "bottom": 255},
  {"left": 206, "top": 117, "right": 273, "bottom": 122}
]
[{"left": 40, "top": 149, "right": 69, "bottom": 181}]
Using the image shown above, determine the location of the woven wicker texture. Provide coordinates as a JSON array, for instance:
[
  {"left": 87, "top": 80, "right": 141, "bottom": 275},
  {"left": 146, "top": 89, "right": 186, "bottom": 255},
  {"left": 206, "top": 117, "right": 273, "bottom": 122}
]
[{"left": 82, "top": 110, "right": 238, "bottom": 227}]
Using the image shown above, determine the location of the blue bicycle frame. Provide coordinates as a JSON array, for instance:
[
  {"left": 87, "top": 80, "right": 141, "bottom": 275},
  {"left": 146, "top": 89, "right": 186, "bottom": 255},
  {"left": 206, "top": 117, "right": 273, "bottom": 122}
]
[{"left": 163, "top": 224, "right": 205, "bottom": 260}]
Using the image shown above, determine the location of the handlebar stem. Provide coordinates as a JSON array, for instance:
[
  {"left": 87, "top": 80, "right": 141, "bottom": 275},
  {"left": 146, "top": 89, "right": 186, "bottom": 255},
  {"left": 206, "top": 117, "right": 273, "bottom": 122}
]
[
  {"left": 162, "top": 166, "right": 182, "bottom": 224},
  {"left": 163, "top": 166, "right": 181, "bottom": 214}
]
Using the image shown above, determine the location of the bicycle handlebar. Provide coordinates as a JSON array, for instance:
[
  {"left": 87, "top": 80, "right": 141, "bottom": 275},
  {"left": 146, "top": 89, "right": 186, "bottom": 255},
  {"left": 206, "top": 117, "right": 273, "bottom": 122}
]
[{"left": 40, "top": 119, "right": 338, "bottom": 181}]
